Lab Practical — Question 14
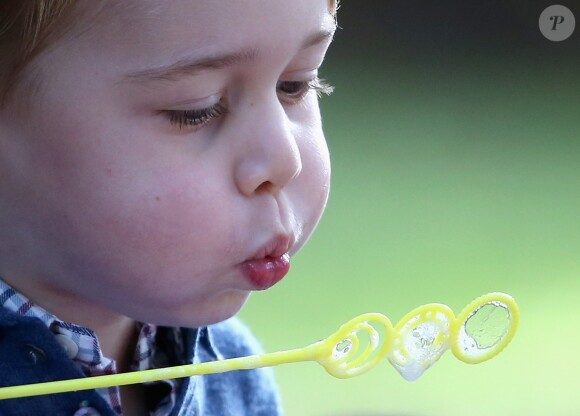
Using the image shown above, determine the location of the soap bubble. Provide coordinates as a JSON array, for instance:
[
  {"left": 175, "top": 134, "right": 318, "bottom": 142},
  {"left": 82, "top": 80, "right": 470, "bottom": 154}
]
[
  {"left": 452, "top": 293, "right": 519, "bottom": 364},
  {"left": 388, "top": 305, "right": 455, "bottom": 381},
  {"left": 333, "top": 339, "right": 353, "bottom": 360}
]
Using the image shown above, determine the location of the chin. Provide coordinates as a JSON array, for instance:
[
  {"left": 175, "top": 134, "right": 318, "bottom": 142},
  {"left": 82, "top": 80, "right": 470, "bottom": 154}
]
[
  {"left": 141, "top": 289, "right": 251, "bottom": 328},
  {"left": 203, "top": 290, "right": 252, "bottom": 326}
]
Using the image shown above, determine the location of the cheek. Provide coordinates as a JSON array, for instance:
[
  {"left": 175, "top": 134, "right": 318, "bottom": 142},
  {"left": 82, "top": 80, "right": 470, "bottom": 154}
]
[
  {"left": 53, "top": 170, "right": 241, "bottom": 308},
  {"left": 292, "top": 127, "right": 331, "bottom": 243},
  {"left": 33, "top": 137, "right": 234, "bottom": 285},
  {"left": 292, "top": 98, "right": 331, "bottom": 201},
  {"left": 87, "top": 172, "right": 235, "bottom": 263},
  {"left": 140, "top": 184, "right": 237, "bottom": 260},
  {"left": 304, "top": 133, "right": 331, "bottom": 202},
  {"left": 304, "top": 111, "right": 331, "bottom": 190}
]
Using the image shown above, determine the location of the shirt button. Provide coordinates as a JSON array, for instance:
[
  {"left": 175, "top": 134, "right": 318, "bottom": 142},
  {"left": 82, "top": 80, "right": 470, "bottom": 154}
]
[
  {"left": 54, "top": 334, "right": 80, "bottom": 359},
  {"left": 73, "top": 405, "right": 101, "bottom": 416},
  {"left": 74, "top": 401, "right": 101, "bottom": 416}
]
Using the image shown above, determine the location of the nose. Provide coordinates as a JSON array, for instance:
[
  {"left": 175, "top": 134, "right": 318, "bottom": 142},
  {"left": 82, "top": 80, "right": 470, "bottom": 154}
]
[{"left": 234, "top": 96, "right": 302, "bottom": 196}]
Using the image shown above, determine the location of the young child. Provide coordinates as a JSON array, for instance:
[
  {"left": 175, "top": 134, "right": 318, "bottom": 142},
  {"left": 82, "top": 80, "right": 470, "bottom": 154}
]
[{"left": 0, "top": 0, "right": 336, "bottom": 415}]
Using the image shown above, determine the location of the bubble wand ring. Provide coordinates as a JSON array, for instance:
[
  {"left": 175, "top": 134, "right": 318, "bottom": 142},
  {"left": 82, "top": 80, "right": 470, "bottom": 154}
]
[
  {"left": 311, "top": 312, "right": 394, "bottom": 378},
  {"left": 452, "top": 292, "right": 519, "bottom": 364},
  {"left": 388, "top": 303, "right": 457, "bottom": 381},
  {"left": 0, "top": 292, "right": 519, "bottom": 400}
]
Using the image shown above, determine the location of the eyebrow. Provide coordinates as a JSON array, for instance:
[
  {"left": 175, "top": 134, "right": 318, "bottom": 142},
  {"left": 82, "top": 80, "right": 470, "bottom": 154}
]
[
  {"left": 302, "top": 27, "right": 336, "bottom": 49},
  {"left": 124, "top": 28, "right": 336, "bottom": 84}
]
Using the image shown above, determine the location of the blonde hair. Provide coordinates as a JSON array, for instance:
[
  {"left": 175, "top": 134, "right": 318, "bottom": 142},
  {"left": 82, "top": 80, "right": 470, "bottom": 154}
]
[
  {"left": 0, "top": 0, "right": 76, "bottom": 103},
  {"left": 0, "top": 0, "right": 338, "bottom": 104}
]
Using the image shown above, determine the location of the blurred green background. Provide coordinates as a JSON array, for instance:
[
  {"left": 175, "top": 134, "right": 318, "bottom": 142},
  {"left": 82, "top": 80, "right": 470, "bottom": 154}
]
[{"left": 241, "top": 1, "right": 580, "bottom": 415}]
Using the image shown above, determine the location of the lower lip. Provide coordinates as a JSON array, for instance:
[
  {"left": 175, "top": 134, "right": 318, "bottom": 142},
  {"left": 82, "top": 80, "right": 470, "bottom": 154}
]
[{"left": 240, "top": 253, "right": 290, "bottom": 290}]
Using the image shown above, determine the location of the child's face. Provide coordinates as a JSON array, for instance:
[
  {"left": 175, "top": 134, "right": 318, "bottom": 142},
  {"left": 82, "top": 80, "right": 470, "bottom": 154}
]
[{"left": 0, "top": 0, "right": 334, "bottom": 326}]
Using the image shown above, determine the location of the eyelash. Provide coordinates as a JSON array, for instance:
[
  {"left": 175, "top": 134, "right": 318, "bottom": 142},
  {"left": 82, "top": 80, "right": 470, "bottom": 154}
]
[
  {"left": 164, "top": 77, "right": 334, "bottom": 129},
  {"left": 277, "top": 77, "right": 334, "bottom": 103},
  {"left": 165, "top": 102, "right": 228, "bottom": 130}
]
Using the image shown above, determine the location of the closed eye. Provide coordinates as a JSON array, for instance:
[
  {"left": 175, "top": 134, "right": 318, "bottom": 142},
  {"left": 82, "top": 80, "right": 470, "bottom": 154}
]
[
  {"left": 162, "top": 102, "right": 227, "bottom": 130},
  {"left": 161, "top": 77, "right": 333, "bottom": 130},
  {"left": 277, "top": 77, "right": 334, "bottom": 104}
]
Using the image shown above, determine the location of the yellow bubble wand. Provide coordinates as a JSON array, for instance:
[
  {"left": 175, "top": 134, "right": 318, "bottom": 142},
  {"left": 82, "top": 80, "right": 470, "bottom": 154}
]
[{"left": 0, "top": 292, "right": 519, "bottom": 400}]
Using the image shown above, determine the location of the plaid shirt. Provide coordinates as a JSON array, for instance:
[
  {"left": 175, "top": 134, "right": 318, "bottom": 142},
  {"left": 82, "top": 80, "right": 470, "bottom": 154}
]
[{"left": 0, "top": 279, "right": 184, "bottom": 416}]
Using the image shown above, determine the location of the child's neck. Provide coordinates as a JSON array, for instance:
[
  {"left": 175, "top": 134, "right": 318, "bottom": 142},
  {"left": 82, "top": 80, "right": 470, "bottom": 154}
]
[
  {"left": 95, "top": 315, "right": 140, "bottom": 372},
  {"left": 94, "top": 315, "right": 151, "bottom": 415},
  {"left": 120, "top": 384, "right": 150, "bottom": 416},
  {"left": 66, "top": 311, "right": 149, "bottom": 414}
]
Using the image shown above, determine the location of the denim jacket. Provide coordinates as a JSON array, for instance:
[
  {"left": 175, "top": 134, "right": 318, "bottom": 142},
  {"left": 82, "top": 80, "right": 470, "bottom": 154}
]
[{"left": 0, "top": 308, "right": 282, "bottom": 416}]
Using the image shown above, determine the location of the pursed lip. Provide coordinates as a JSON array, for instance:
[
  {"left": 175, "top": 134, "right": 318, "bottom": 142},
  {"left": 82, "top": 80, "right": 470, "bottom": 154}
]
[
  {"left": 249, "top": 234, "right": 293, "bottom": 260},
  {"left": 240, "top": 234, "right": 294, "bottom": 290}
]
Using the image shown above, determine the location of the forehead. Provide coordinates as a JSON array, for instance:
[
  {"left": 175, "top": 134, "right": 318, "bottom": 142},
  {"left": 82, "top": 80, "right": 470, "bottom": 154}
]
[{"left": 72, "top": 0, "right": 336, "bottom": 68}]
